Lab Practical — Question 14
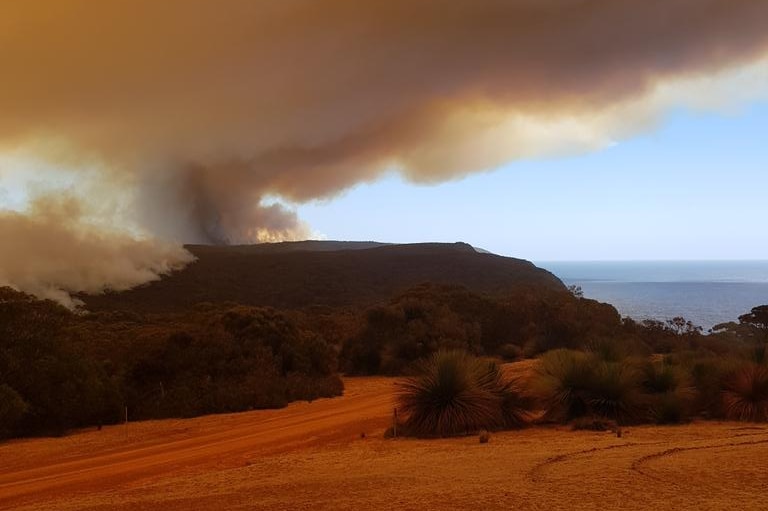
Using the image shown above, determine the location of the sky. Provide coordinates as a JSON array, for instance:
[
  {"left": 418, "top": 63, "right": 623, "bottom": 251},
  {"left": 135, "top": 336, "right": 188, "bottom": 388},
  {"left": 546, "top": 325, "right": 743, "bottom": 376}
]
[
  {"left": 2, "top": 1, "right": 768, "bottom": 302},
  {"left": 298, "top": 102, "right": 768, "bottom": 261}
]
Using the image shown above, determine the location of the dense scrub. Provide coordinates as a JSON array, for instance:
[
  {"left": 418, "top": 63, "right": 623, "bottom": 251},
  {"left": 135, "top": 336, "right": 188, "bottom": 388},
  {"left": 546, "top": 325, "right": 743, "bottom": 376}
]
[
  {"left": 0, "top": 289, "right": 341, "bottom": 438},
  {"left": 340, "top": 284, "right": 623, "bottom": 375},
  {"left": 2, "top": 282, "right": 768, "bottom": 439},
  {"left": 529, "top": 305, "right": 768, "bottom": 426}
]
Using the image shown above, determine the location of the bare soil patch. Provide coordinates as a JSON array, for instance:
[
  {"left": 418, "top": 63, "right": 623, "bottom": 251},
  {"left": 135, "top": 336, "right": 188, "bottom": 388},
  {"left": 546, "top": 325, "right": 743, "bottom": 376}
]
[{"left": 2, "top": 375, "right": 766, "bottom": 510}]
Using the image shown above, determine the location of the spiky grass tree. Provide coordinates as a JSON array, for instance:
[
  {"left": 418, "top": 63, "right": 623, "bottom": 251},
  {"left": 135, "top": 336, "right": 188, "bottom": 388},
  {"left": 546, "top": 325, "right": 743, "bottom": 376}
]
[
  {"left": 480, "top": 361, "right": 532, "bottom": 429},
  {"left": 588, "top": 360, "right": 643, "bottom": 424},
  {"left": 640, "top": 361, "right": 695, "bottom": 424},
  {"left": 690, "top": 356, "right": 738, "bottom": 419},
  {"left": 533, "top": 349, "right": 594, "bottom": 422},
  {"left": 723, "top": 363, "right": 768, "bottom": 422},
  {"left": 397, "top": 350, "right": 528, "bottom": 437},
  {"left": 534, "top": 349, "right": 644, "bottom": 424}
]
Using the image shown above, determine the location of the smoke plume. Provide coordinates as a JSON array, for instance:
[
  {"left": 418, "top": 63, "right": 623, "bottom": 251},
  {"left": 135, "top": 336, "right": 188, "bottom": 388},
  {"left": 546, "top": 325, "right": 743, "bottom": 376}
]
[
  {"left": 1, "top": 1, "right": 768, "bottom": 302},
  {"left": 0, "top": 195, "right": 194, "bottom": 307}
]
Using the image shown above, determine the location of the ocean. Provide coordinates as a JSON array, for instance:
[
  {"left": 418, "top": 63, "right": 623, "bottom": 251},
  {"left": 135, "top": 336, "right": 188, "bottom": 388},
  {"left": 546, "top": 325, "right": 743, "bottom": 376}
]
[{"left": 537, "top": 261, "right": 768, "bottom": 331}]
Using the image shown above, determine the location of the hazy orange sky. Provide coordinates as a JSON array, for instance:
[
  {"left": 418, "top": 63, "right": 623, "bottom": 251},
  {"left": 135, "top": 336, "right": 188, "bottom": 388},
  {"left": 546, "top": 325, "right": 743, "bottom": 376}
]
[{"left": 1, "top": 1, "right": 768, "bottom": 300}]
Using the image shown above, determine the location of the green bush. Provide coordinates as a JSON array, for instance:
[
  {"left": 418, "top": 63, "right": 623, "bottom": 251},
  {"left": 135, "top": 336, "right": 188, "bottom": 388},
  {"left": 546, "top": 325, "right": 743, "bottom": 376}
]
[
  {"left": 688, "top": 357, "right": 734, "bottom": 418},
  {"left": 533, "top": 349, "right": 595, "bottom": 422},
  {"left": 587, "top": 338, "right": 626, "bottom": 363},
  {"left": 534, "top": 349, "right": 643, "bottom": 424},
  {"left": 397, "top": 350, "right": 529, "bottom": 437},
  {"left": 640, "top": 361, "right": 695, "bottom": 424},
  {"left": 0, "top": 384, "right": 28, "bottom": 438},
  {"left": 722, "top": 363, "right": 768, "bottom": 422},
  {"left": 482, "top": 362, "right": 532, "bottom": 429},
  {"left": 588, "top": 360, "right": 643, "bottom": 424},
  {"left": 126, "top": 307, "right": 344, "bottom": 419}
]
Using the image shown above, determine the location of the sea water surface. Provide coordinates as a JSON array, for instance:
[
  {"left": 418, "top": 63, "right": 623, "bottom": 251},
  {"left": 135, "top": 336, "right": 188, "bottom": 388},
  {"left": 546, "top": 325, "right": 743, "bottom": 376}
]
[{"left": 537, "top": 261, "right": 768, "bottom": 331}]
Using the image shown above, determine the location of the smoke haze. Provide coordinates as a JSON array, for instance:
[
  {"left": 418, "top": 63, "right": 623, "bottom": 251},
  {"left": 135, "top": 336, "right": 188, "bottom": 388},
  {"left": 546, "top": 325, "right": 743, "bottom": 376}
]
[
  {"left": 0, "top": 195, "right": 194, "bottom": 307},
  {"left": 1, "top": 0, "right": 768, "bottom": 303}
]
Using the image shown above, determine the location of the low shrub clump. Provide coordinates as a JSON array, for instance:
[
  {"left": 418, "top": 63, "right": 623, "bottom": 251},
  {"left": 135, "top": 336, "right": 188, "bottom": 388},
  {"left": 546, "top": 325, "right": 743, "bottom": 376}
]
[
  {"left": 532, "top": 349, "right": 594, "bottom": 422},
  {"left": 533, "top": 349, "right": 643, "bottom": 425},
  {"left": 722, "top": 363, "right": 768, "bottom": 422},
  {"left": 640, "top": 360, "right": 695, "bottom": 424},
  {"left": 533, "top": 347, "right": 768, "bottom": 426},
  {"left": 396, "top": 350, "right": 530, "bottom": 437}
]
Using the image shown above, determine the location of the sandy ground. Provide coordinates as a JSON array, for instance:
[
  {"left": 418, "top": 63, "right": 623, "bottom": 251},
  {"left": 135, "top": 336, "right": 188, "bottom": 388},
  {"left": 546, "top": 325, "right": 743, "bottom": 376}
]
[{"left": 2, "top": 372, "right": 768, "bottom": 511}]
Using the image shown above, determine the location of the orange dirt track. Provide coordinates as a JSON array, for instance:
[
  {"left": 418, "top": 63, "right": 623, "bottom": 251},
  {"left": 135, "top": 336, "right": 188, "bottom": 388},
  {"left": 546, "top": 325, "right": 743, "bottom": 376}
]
[{"left": 2, "top": 376, "right": 768, "bottom": 511}]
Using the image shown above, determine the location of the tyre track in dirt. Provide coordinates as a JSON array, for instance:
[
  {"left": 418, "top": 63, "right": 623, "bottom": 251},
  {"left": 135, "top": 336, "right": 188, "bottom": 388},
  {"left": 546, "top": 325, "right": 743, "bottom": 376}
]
[
  {"left": 527, "top": 442, "right": 641, "bottom": 482},
  {"left": 528, "top": 426, "right": 768, "bottom": 485},
  {"left": 0, "top": 378, "right": 395, "bottom": 509},
  {"left": 630, "top": 434, "right": 768, "bottom": 483}
]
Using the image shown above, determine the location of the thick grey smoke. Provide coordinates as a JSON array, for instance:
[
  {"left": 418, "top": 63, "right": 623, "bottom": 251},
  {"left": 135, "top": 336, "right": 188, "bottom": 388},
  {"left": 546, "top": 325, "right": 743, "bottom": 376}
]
[
  {"left": 0, "top": 195, "right": 194, "bottom": 307},
  {"left": 1, "top": 0, "right": 768, "bottom": 302}
]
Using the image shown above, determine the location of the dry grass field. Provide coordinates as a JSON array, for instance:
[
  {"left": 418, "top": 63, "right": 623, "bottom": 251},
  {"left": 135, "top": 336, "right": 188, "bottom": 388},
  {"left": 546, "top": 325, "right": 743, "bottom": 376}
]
[{"left": 2, "top": 370, "right": 768, "bottom": 511}]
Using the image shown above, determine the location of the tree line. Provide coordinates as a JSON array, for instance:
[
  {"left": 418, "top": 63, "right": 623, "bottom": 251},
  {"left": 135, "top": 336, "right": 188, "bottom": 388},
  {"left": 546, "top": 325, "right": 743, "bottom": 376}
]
[{"left": 1, "top": 284, "right": 766, "bottom": 439}]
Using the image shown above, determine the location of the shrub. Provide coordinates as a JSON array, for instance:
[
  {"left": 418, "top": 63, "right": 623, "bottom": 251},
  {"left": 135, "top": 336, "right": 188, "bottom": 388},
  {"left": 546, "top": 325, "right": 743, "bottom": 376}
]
[
  {"left": 688, "top": 357, "right": 732, "bottom": 418},
  {"left": 533, "top": 349, "right": 595, "bottom": 422},
  {"left": 588, "top": 360, "right": 643, "bottom": 424},
  {"left": 483, "top": 363, "right": 532, "bottom": 429},
  {"left": 640, "top": 361, "right": 695, "bottom": 424},
  {"left": 0, "top": 384, "right": 28, "bottom": 438},
  {"left": 587, "top": 338, "right": 625, "bottom": 363},
  {"left": 286, "top": 373, "right": 344, "bottom": 402},
  {"left": 747, "top": 343, "right": 767, "bottom": 365},
  {"left": 722, "top": 364, "right": 768, "bottom": 422},
  {"left": 650, "top": 393, "right": 690, "bottom": 424},
  {"left": 396, "top": 350, "right": 528, "bottom": 437},
  {"left": 534, "top": 349, "right": 643, "bottom": 424}
]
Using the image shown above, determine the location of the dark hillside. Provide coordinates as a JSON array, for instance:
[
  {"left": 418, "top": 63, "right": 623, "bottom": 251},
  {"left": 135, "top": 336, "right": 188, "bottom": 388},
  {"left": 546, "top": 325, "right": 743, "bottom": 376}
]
[{"left": 82, "top": 242, "right": 566, "bottom": 313}]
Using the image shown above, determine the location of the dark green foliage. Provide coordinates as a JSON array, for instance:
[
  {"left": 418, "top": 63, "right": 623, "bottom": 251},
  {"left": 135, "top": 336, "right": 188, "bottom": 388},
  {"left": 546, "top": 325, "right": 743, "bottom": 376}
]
[
  {"left": 0, "top": 384, "right": 28, "bottom": 437},
  {"left": 650, "top": 393, "right": 690, "bottom": 424},
  {"left": 484, "top": 363, "right": 532, "bottom": 429},
  {"left": 711, "top": 305, "right": 768, "bottom": 344},
  {"left": 124, "top": 306, "right": 343, "bottom": 419},
  {"left": 640, "top": 361, "right": 695, "bottom": 424},
  {"left": 688, "top": 357, "right": 734, "bottom": 418},
  {"left": 341, "top": 283, "right": 623, "bottom": 375},
  {"left": 342, "top": 289, "right": 485, "bottom": 375},
  {"left": 534, "top": 350, "right": 643, "bottom": 424},
  {"left": 534, "top": 349, "right": 595, "bottom": 422},
  {"left": 738, "top": 305, "right": 768, "bottom": 336},
  {"left": 749, "top": 343, "right": 767, "bottom": 365},
  {"left": 722, "top": 364, "right": 768, "bottom": 422},
  {"left": 587, "top": 338, "right": 627, "bottom": 363},
  {"left": 641, "top": 360, "right": 679, "bottom": 394},
  {"left": 3, "top": 280, "right": 768, "bottom": 442},
  {"left": 588, "top": 361, "right": 643, "bottom": 423},
  {"left": 397, "top": 351, "right": 529, "bottom": 437},
  {"left": 0, "top": 290, "right": 121, "bottom": 436},
  {"left": 666, "top": 317, "right": 703, "bottom": 336},
  {"left": 622, "top": 316, "right": 703, "bottom": 354},
  {"left": 0, "top": 288, "right": 343, "bottom": 438}
]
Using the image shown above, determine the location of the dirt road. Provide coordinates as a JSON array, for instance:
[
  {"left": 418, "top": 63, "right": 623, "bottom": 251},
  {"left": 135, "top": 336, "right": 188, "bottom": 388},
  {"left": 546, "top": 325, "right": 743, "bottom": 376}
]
[{"left": 2, "top": 376, "right": 768, "bottom": 510}]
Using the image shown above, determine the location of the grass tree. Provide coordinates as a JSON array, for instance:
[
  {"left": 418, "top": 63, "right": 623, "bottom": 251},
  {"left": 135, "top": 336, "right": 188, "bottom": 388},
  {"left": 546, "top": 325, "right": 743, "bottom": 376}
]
[{"left": 396, "top": 350, "right": 530, "bottom": 437}]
